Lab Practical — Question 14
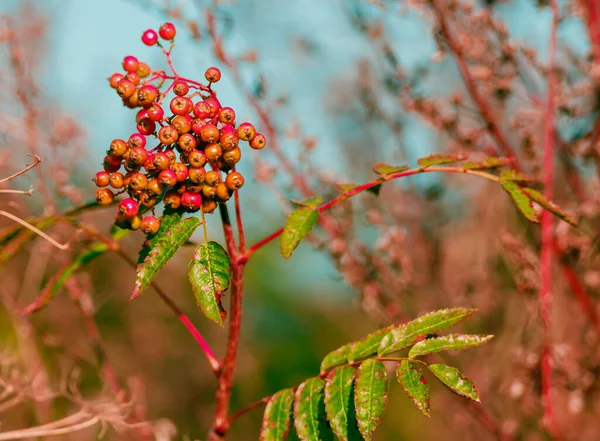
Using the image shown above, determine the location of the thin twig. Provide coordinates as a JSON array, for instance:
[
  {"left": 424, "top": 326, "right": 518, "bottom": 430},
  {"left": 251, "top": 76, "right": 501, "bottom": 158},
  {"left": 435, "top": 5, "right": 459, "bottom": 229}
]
[
  {"left": 0, "top": 210, "right": 70, "bottom": 250},
  {"left": 0, "top": 155, "right": 42, "bottom": 183},
  {"left": 0, "top": 187, "right": 33, "bottom": 196}
]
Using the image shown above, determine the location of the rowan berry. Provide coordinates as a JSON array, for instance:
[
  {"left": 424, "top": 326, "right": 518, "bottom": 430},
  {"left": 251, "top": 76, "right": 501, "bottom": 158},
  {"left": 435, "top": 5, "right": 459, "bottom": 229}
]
[
  {"left": 202, "top": 198, "right": 218, "bottom": 213},
  {"left": 205, "top": 143, "right": 223, "bottom": 162},
  {"left": 170, "top": 96, "right": 193, "bottom": 115},
  {"left": 116, "top": 79, "right": 136, "bottom": 99},
  {"left": 153, "top": 152, "right": 171, "bottom": 170},
  {"left": 147, "top": 178, "right": 163, "bottom": 195},
  {"left": 171, "top": 162, "right": 189, "bottom": 182},
  {"left": 159, "top": 22, "right": 176, "bottom": 40},
  {"left": 188, "top": 150, "right": 207, "bottom": 168},
  {"left": 93, "top": 171, "right": 111, "bottom": 187},
  {"left": 165, "top": 150, "right": 177, "bottom": 163},
  {"left": 182, "top": 191, "right": 202, "bottom": 211},
  {"left": 205, "top": 170, "right": 221, "bottom": 186},
  {"left": 173, "top": 81, "right": 189, "bottom": 96},
  {"left": 205, "top": 67, "right": 221, "bottom": 83},
  {"left": 215, "top": 157, "right": 231, "bottom": 172},
  {"left": 129, "top": 172, "right": 148, "bottom": 191},
  {"left": 158, "top": 125, "right": 179, "bottom": 144},
  {"left": 204, "top": 98, "right": 220, "bottom": 117},
  {"left": 142, "top": 29, "right": 158, "bottom": 46},
  {"left": 220, "top": 131, "right": 239, "bottom": 151},
  {"left": 125, "top": 72, "right": 140, "bottom": 86},
  {"left": 249, "top": 133, "right": 266, "bottom": 150},
  {"left": 237, "top": 122, "right": 256, "bottom": 141},
  {"left": 163, "top": 189, "right": 181, "bottom": 209},
  {"left": 129, "top": 147, "right": 149, "bottom": 165},
  {"left": 140, "top": 216, "right": 161, "bottom": 235},
  {"left": 189, "top": 166, "right": 206, "bottom": 184},
  {"left": 136, "top": 62, "right": 151, "bottom": 78},
  {"left": 109, "top": 172, "right": 125, "bottom": 189},
  {"left": 147, "top": 103, "right": 165, "bottom": 122},
  {"left": 124, "top": 92, "right": 141, "bottom": 108},
  {"left": 218, "top": 107, "right": 235, "bottom": 125},
  {"left": 114, "top": 213, "right": 130, "bottom": 229},
  {"left": 158, "top": 169, "right": 178, "bottom": 187},
  {"left": 200, "top": 124, "right": 219, "bottom": 143},
  {"left": 123, "top": 55, "right": 139, "bottom": 72},
  {"left": 138, "top": 85, "right": 159, "bottom": 107},
  {"left": 174, "top": 182, "right": 188, "bottom": 194},
  {"left": 220, "top": 124, "right": 236, "bottom": 134},
  {"left": 128, "top": 133, "right": 147, "bottom": 149},
  {"left": 136, "top": 109, "right": 149, "bottom": 123},
  {"left": 144, "top": 154, "right": 157, "bottom": 173},
  {"left": 216, "top": 182, "right": 231, "bottom": 201},
  {"left": 109, "top": 73, "right": 125, "bottom": 88},
  {"left": 191, "top": 118, "right": 206, "bottom": 134},
  {"left": 124, "top": 160, "right": 142, "bottom": 173},
  {"left": 103, "top": 155, "right": 122, "bottom": 173},
  {"left": 223, "top": 146, "right": 241, "bottom": 165},
  {"left": 109, "top": 139, "right": 128, "bottom": 157},
  {"left": 96, "top": 187, "right": 114, "bottom": 204},
  {"left": 137, "top": 118, "right": 156, "bottom": 136},
  {"left": 171, "top": 115, "right": 192, "bottom": 134},
  {"left": 202, "top": 184, "right": 217, "bottom": 198},
  {"left": 139, "top": 191, "right": 158, "bottom": 207},
  {"left": 178, "top": 133, "right": 197, "bottom": 152},
  {"left": 225, "top": 171, "right": 244, "bottom": 190},
  {"left": 129, "top": 214, "right": 143, "bottom": 230},
  {"left": 118, "top": 198, "right": 139, "bottom": 218},
  {"left": 193, "top": 101, "right": 211, "bottom": 119}
]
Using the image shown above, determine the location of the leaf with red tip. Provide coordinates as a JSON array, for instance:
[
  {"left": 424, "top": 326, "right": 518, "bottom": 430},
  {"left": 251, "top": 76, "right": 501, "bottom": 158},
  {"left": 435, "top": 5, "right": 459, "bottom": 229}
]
[
  {"left": 261, "top": 388, "right": 295, "bottom": 441},
  {"left": 417, "top": 152, "right": 466, "bottom": 168},
  {"left": 354, "top": 359, "right": 388, "bottom": 440},
  {"left": 294, "top": 378, "right": 333, "bottom": 441},
  {"left": 408, "top": 334, "right": 493, "bottom": 358},
  {"left": 133, "top": 216, "right": 200, "bottom": 300},
  {"left": 188, "top": 241, "right": 231, "bottom": 326},
  {"left": 501, "top": 181, "right": 540, "bottom": 223},
  {"left": 428, "top": 364, "right": 480, "bottom": 402},
  {"left": 396, "top": 360, "right": 430, "bottom": 416}
]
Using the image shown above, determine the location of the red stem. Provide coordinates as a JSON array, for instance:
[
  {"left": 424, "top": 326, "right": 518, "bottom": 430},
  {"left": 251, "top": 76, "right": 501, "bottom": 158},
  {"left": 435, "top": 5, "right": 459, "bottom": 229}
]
[
  {"left": 233, "top": 172, "right": 245, "bottom": 253},
  {"left": 539, "top": 1, "right": 560, "bottom": 437}
]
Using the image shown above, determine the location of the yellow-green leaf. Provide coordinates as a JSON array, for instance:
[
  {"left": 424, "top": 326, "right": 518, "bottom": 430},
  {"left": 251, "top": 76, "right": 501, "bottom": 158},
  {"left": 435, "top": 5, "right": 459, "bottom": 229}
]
[
  {"left": 347, "top": 325, "right": 395, "bottom": 362},
  {"left": 280, "top": 207, "right": 318, "bottom": 259},
  {"left": 291, "top": 196, "right": 324, "bottom": 209},
  {"left": 320, "top": 343, "right": 352, "bottom": 375},
  {"left": 372, "top": 162, "right": 410, "bottom": 175},
  {"left": 396, "top": 360, "right": 430, "bottom": 416},
  {"left": 501, "top": 181, "right": 540, "bottom": 223},
  {"left": 428, "top": 364, "right": 480, "bottom": 402},
  {"left": 294, "top": 378, "right": 333, "bottom": 441},
  {"left": 354, "top": 359, "right": 388, "bottom": 440},
  {"left": 261, "top": 388, "right": 295, "bottom": 441},
  {"left": 417, "top": 153, "right": 466, "bottom": 168},
  {"left": 521, "top": 187, "right": 576, "bottom": 226},
  {"left": 408, "top": 334, "right": 493, "bottom": 358},
  {"left": 324, "top": 366, "right": 356, "bottom": 441}
]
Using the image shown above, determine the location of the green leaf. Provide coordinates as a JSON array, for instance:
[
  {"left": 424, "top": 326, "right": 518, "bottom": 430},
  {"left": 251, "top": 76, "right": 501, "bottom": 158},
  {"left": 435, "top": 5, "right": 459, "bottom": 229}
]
[
  {"left": 408, "top": 334, "right": 493, "bottom": 358},
  {"left": 320, "top": 344, "right": 352, "bottom": 375},
  {"left": 378, "top": 307, "right": 477, "bottom": 356},
  {"left": 261, "top": 388, "right": 295, "bottom": 441},
  {"left": 461, "top": 157, "right": 511, "bottom": 170},
  {"left": 366, "top": 183, "right": 382, "bottom": 196},
  {"left": 337, "top": 183, "right": 359, "bottom": 193},
  {"left": 294, "top": 378, "right": 333, "bottom": 441},
  {"left": 292, "top": 196, "right": 324, "bottom": 209},
  {"left": 521, "top": 187, "right": 576, "bottom": 226},
  {"left": 354, "top": 359, "right": 388, "bottom": 440},
  {"left": 280, "top": 207, "right": 318, "bottom": 259},
  {"left": 428, "top": 364, "right": 480, "bottom": 402},
  {"left": 324, "top": 366, "right": 356, "bottom": 441},
  {"left": 372, "top": 162, "right": 410, "bottom": 175},
  {"left": 347, "top": 325, "right": 395, "bottom": 362},
  {"left": 417, "top": 153, "right": 466, "bottom": 168},
  {"left": 499, "top": 169, "right": 536, "bottom": 184},
  {"left": 501, "top": 181, "right": 540, "bottom": 223},
  {"left": 188, "top": 241, "right": 232, "bottom": 326},
  {"left": 137, "top": 210, "right": 183, "bottom": 264},
  {"left": 396, "top": 360, "right": 430, "bottom": 416},
  {"left": 133, "top": 216, "right": 200, "bottom": 300}
]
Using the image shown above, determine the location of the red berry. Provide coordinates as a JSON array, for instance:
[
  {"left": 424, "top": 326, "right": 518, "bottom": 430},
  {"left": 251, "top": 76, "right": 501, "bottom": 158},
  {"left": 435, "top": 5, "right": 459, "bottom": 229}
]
[
  {"left": 223, "top": 146, "right": 241, "bottom": 165},
  {"left": 204, "top": 98, "right": 220, "bottom": 117},
  {"left": 153, "top": 152, "right": 171, "bottom": 170},
  {"left": 173, "top": 81, "right": 189, "bottom": 96},
  {"left": 109, "top": 73, "right": 125, "bottom": 88},
  {"left": 218, "top": 107, "right": 235, "bottom": 125},
  {"left": 129, "top": 147, "right": 149, "bottom": 165},
  {"left": 136, "top": 109, "right": 149, "bottom": 123},
  {"left": 204, "top": 143, "right": 223, "bottom": 162},
  {"left": 125, "top": 72, "right": 140, "bottom": 85},
  {"left": 137, "top": 62, "right": 151, "bottom": 78},
  {"left": 202, "top": 198, "right": 218, "bottom": 213},
  {"left": 181, "top": 191, "right": 202, "bottom": 211},
  {"left": 225, "top": 171, "right": 244, "bottom": 190},
  {"left": 220, "top": 124, "right": 236, "bottom": 134},
  {"left": 128, "top": 133, "right": 147, "bottom": 149},
  {"left": 147, "top": 178, "right": 163, "bottom": 195},
  {"left": 178, "top": 133, "right": 197, "bottom": 152},
  {"left": 170, "top": 162, "right": 189, "bottom": 182},
  {"left": 96, "top": 188, "right": 114, "bottom": 205},
  {"left": 109, "top": 139, "right": 129, "bottom": 157},
  {"left": 158, "top": 125, "right": 179, "bottom": 144},
  {"left": 142, "top": 29, "right": 158, "bottom": 46},
  {"left": 189, "top": 166, "right": 206, "bottom": 184},
  {"left": 205, "top": 67, "right": 221, "bottom": 83},
  {"left": 237, "top": 122, "right": 256, "bottom": 141},
  {"left": 116, "top": 79, "right": 136, "bottom": 98},
  {"left": 170, "top": 96, "right": 193, "bottom": 115},
  {"left": 103, "top": 155, "right": 122, "bottom": 172},
  {"left": 93, "top": 171, "right": 111, "bottom": 187},
  {"left": 137, "top": 118, "right": 156, "bottom": 136},
  {"left": 129, "top": 172, "right": 148, "bottom": 191},
  {"left": 200, "top": 124, "right": 219, "bottom": 143},
  {"left": 188, "top": 150, "right": 207, "bottom": 168},
  {"left": 163, "top": 189, "right": 181, "bottom": 209},
  {"left": 140, "top": 216, "right": 161, "bottom": 235},
  {"left": 138, "top": 85, "right": 159, "bottom": 107},
  {"left": 158, "top": 169, "right": 178, "bottom": 187},
  {"left": 109, "top": 172, "right": 125, "bottom": 189},
  {"left": 147, "top": 103, "right": 165, "bottom": 122},
  {"left": 159, "top": 22, "right": 176, "bottom": 40},
  {"left": 171, "top": 115, "right": 192, "bottom": 134},
  {"left": 249, "top": 133, "right": 266, "bottom": 150},
  {"left": 123, "top": 55, "right": 140, "bottom": 72},
  {"left": 205, "top": 170, "right": 221, "bottom": 186},
  {"left": 220, "top": 131, "right": 239, "bottom": 151},
  {"left": 118, "top": 198, "right": 139, "bottom": 218},
  {"left": 129, "top": 214, "right": 143, "bottom": 230},
  {"left": 193, "top": 101, "right": 211, "bottom": 119}
]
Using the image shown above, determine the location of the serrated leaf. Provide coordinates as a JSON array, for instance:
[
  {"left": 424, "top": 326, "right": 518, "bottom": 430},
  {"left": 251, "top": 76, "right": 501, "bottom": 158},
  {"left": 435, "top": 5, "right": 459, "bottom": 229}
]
[
  {"left": 499, "top": 169, "right": 536, "bottom": 184},
  {"left": 396, "top": 360, "right": 430, "bottom": 416},
  {"left": 501, "top": 181, "right": 540, "bottom": 223},
  {"left": 378, "top": 307, "right": 477, "bottom": 356},
  {"left": 137, "top": 210, "right": 183, "bottom": 264},
  {"left": 280, "top": 207, "right": 318, "bottom": 259},
  {"left": 324, "top": 366, "right": 356, "bottom": 441},
  {"left": 354, "top": 359, "right": 388, "bottom": 440},
  {"left": 133, "top": 217, "right": 200, "bottom": 300},
  {"left": 521, "top": 187, "right": 576, "bottom": 226},
  {"left": 461, "top": 157, "right": 511, "bottom": 170},
  {"left": 372, "top": 162, "right": 410, "bottom": 175},
  {"left": 408, "top": 334, "right": 493, "bottom": 358},
  {"left": 337, "top": 183, "right": 359, "bottom": 192},
  {"left": 320, "top": 344, "right": 352, "bottom": 374},
  {"left": 417, "top": 153, "right": 466, "bottom": 168},
  {"left": 294, "top": 378, "right": 333, "bottom": 441},
  {"left": 428, "top": 364, "right": 480, "bottom": 402},
  {"left": 261, "top": 388, "right": 295, "bottom": 441},
  {"left": 347, "top": 325, "right": 395, "bottom": 362},
  {"left": 188, "top": 241, "right": 231, "bottom": 326},
  {"left": 292, "top": 196, "right": 324, "bottom": 209}
]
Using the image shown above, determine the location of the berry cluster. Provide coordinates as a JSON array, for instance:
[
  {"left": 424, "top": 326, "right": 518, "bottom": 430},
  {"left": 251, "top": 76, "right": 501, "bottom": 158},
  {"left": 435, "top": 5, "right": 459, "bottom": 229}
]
[{"left": 93, "top": 22, "right": 266, "bottom": 235}]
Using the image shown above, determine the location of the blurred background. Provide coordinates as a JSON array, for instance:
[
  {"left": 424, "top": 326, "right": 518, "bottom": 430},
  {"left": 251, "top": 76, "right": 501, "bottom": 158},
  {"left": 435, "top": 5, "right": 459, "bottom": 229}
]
[{"left": 1, "top": 0, "right": 600, "bottom": 440}]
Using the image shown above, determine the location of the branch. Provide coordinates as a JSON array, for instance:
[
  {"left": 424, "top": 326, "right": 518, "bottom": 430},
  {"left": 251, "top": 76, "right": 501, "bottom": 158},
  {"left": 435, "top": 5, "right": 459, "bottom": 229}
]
[
  {"left": 0, "top": 210, "right": 71, "bottom": 250},
  {"left": 0, "top": 155, "right": 41, "bottom": 183}
]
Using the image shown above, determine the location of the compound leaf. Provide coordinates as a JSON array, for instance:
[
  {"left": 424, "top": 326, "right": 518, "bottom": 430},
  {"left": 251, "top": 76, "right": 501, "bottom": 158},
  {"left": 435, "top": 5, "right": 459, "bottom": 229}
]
[
  {"left": 261, "top": 388, "right": 295, "bottom": 441},
  {"left": 408, "top": 334, "right": 493, "bottom": 358},
  {"left": 324, "top": 366, "right": 356, "bottom": 441},
  {"left": 294, "top": 378, "right": 333, "bottom": 441},
  {"left": 354, "top": 359, "right": 388, "bottom": 440},
  {"left": 428, "top": 364, "right": 480, "bottom": 402},
  {"left": 396, "top": 360, "right": 430, "bottom": 416}
]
